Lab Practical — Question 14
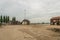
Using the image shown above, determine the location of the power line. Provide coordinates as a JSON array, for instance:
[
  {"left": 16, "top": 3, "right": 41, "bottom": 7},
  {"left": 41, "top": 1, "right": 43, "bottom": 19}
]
[{"left": 24, "top": 9, "right": 26, "bottom": 19}]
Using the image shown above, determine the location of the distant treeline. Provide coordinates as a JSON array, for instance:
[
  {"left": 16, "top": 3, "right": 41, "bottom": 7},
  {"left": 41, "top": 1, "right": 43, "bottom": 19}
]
[
  {"left": 0, "top": 15, "right": 10, "bottom": 23},
  {"left": 0, "top": 15, "right": 21, "bottom": 25}
]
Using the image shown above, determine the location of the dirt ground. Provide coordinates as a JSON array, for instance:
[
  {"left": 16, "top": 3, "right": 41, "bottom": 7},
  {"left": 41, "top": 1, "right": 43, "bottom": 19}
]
[{"left": 0, "top": 24, "right": 60, "bottom": 40}]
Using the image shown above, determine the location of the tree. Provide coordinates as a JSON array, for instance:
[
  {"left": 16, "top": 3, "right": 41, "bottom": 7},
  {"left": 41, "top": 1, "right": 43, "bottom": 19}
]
[
  {"left": 12, "top": 17, "right": 16, "bottom": 21},
  {"left": 0, "top": 16, "right": 1, "bottom": 23},
  {"left": 3, "top": 16, "right": 6, "bottom": 23},
  {"left": 5, "top": 16, "right": 9, "bottom": 23},
  {"left": 0, "top": 15, "right": 3, "bottom": 24},
  {"left": 0, "top": 15, "right": 2, "bottom": 26},
  {"left": 0, "top": 15, "right": 10, "bottom": 26},
  {"left": 7, "top": 16, "right": 10, "bottom": 22},
  {"left": 11, "top": 17, "right": 16, "bottom": 24}
]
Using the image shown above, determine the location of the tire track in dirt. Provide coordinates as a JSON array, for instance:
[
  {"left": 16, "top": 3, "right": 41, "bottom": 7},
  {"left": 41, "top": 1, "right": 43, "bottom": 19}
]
[
  {"left": 19, "top": 29, "right": 51, "bottom": 40},
  {"left": 19, "top": 29, "right": 37, "bottom": 40}
]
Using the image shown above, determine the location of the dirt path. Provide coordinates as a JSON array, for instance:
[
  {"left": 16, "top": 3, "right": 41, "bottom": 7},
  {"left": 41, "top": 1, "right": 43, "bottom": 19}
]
[{"left": 0, "top": 25, "right": 60, "bottom": 40}]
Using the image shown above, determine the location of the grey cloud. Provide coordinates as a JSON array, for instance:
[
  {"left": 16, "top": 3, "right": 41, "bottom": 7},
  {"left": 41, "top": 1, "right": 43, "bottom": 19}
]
[{"left": 0, "top": 0, "right": 60, "bottom": 23}]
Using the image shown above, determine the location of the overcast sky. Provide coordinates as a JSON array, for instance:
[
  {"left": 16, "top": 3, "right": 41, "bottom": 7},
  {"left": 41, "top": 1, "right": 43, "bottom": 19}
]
[{"left": 0, "top": 0, "right": 60, "bottom": 23}]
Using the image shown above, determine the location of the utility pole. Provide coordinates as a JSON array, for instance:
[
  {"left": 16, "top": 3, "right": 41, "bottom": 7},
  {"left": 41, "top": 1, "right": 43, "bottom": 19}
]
[
  {"left": 0, "top": 8, "right": 3, "bottom": 15},
  {"left": 24, "top": 9, "right": 26, "bottom": 19}
]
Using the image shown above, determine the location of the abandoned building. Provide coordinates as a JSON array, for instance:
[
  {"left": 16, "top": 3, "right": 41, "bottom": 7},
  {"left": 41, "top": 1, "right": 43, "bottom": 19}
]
[
  {"left": 10, "top": 17, "right": 21, "bottom": 25},
  {"left": 10, "top": 21, "right": 21, "bottom": 25},
  {"left": 50, "top": 16, "right": 60, "bottom": 25},
  {"left": 21, "top": 19, "right": 30, "bottom": 25}
]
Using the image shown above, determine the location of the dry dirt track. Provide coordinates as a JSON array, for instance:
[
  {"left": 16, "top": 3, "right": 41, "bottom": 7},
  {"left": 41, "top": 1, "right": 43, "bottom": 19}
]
[{"left": 0, "top": 24, "right": 60, "bottom": 40}]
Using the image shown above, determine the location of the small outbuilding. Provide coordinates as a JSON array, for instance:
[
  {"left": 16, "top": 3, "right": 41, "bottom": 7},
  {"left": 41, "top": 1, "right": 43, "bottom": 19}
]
[
  {"left": 10, "top": 21, "right": 21, "bottom": 25},
  {"left": 50, "top": 16, "right": 60, "bottom": 25},
  {"left": 21, "top": 19, "right": 30, "bottom": 25}
]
